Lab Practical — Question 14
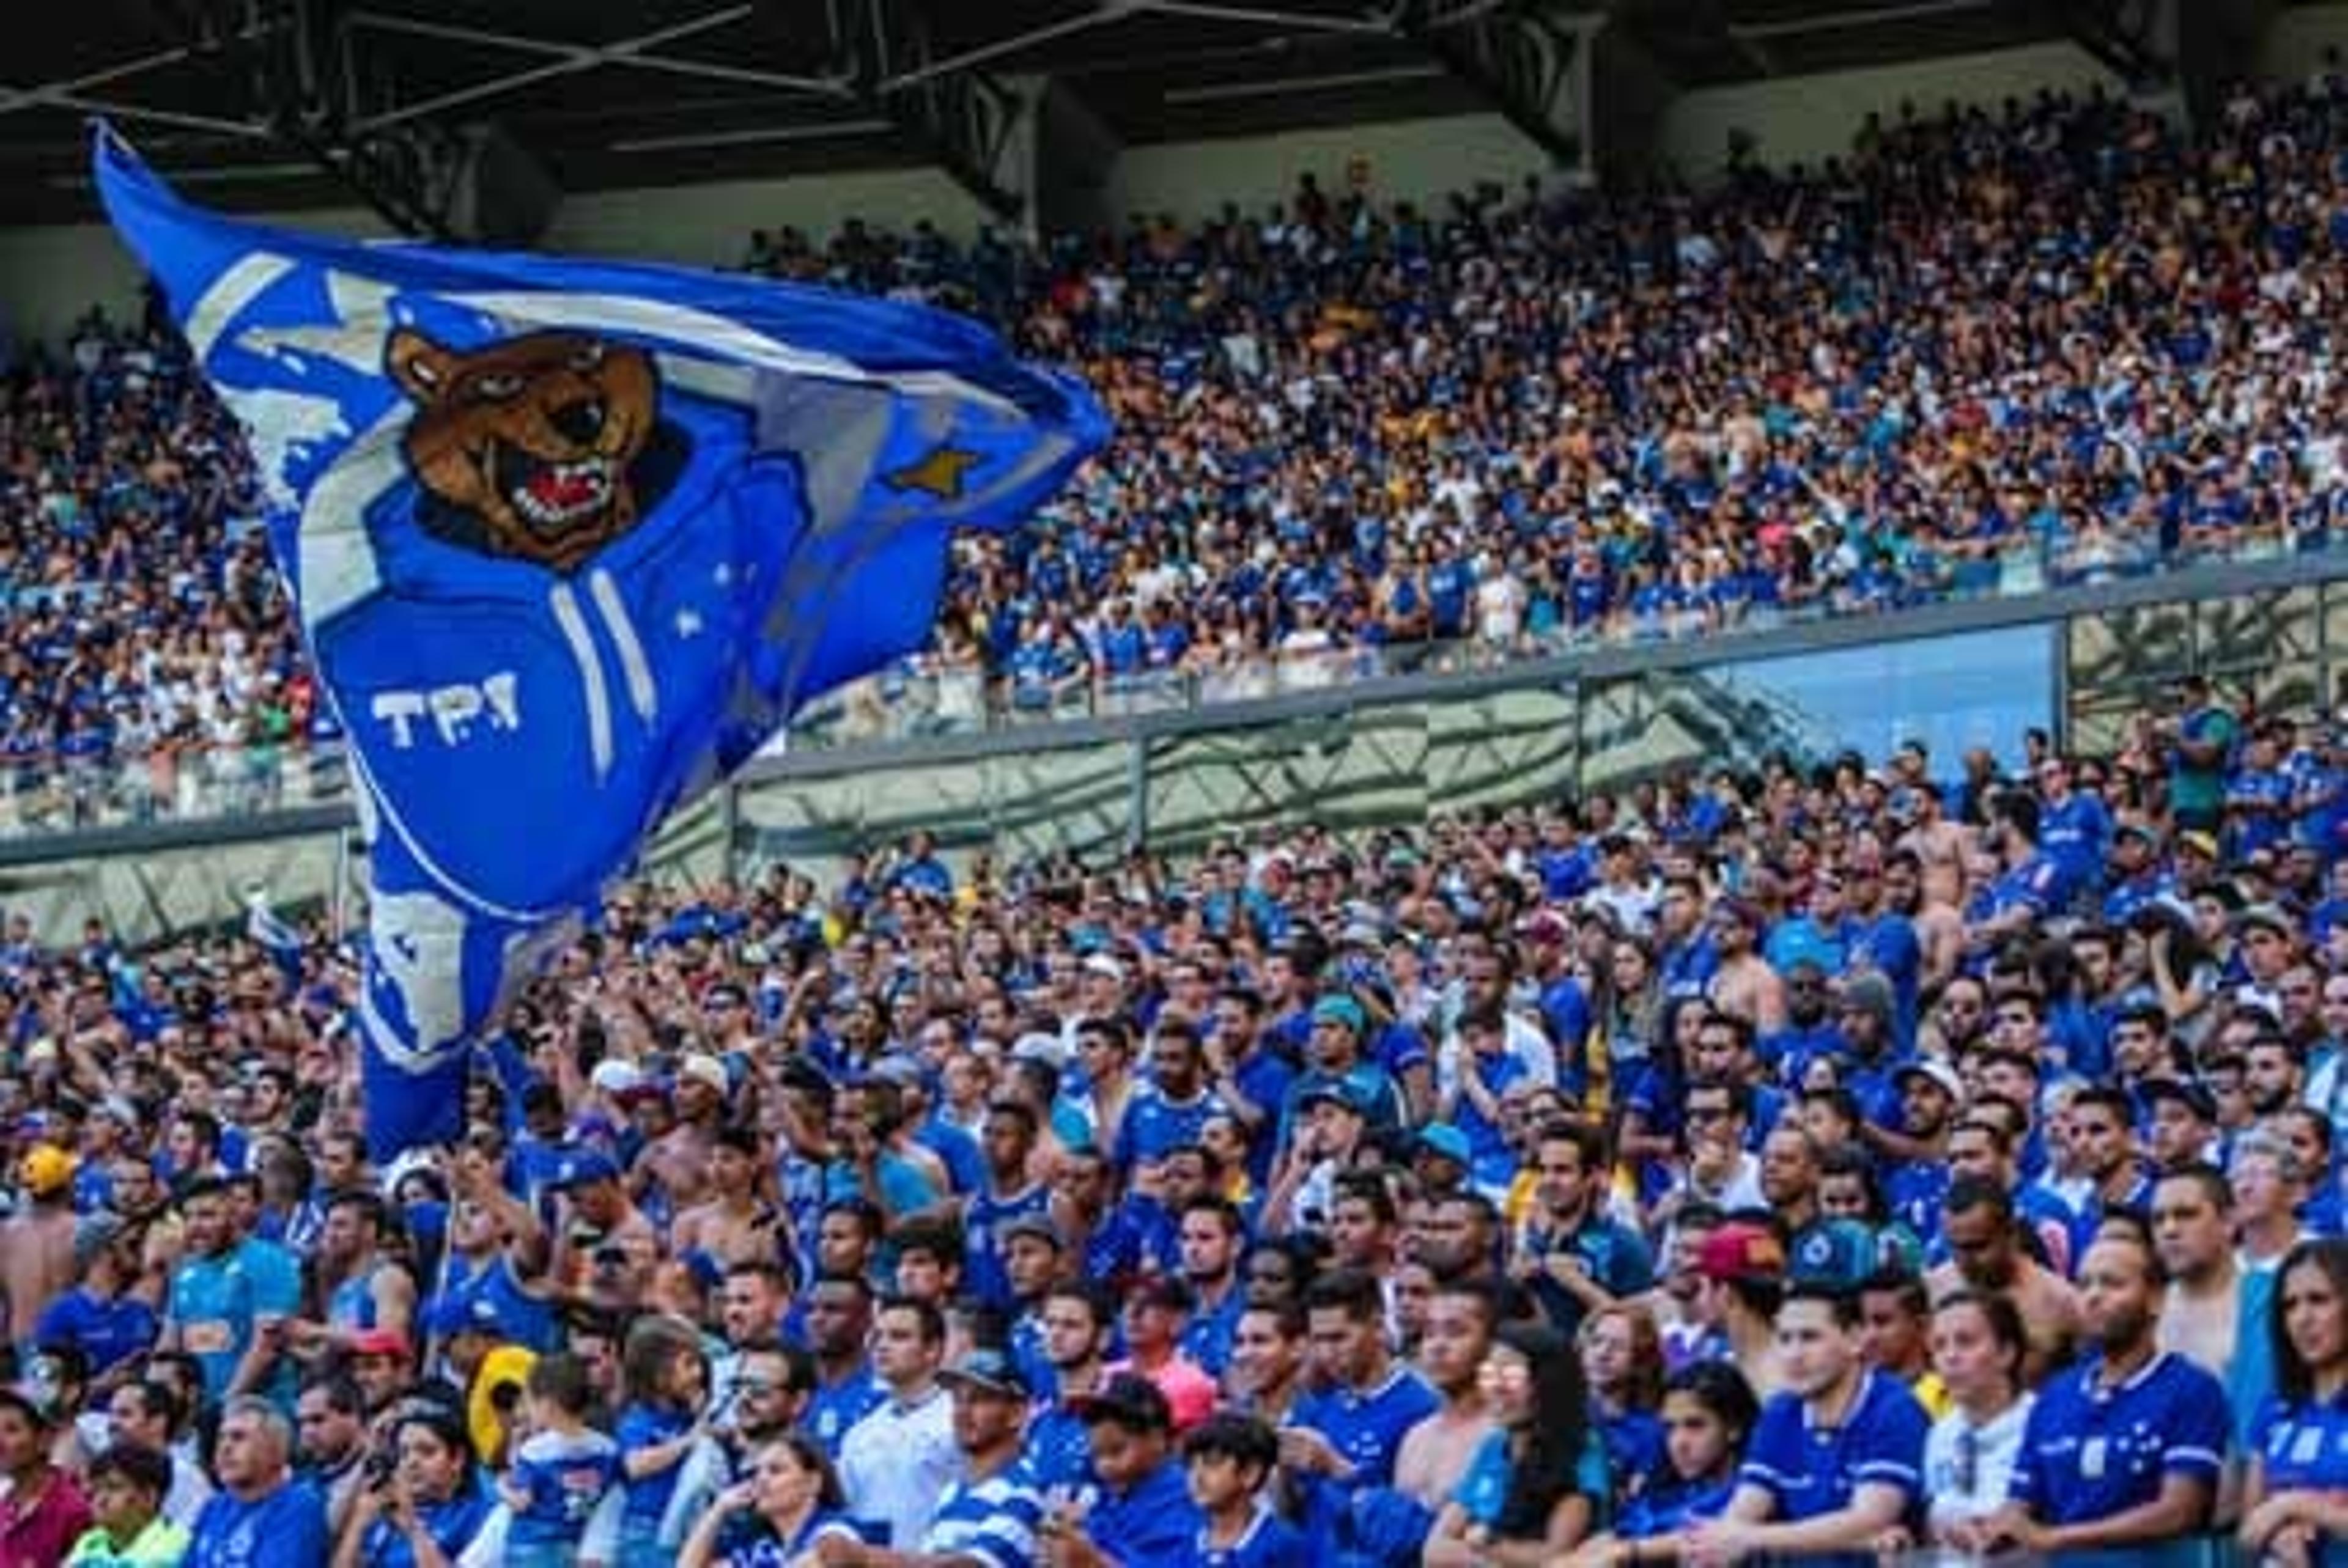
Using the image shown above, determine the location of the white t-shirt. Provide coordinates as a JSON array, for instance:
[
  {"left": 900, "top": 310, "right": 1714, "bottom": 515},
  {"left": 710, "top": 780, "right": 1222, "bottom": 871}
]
[
  {"left": 840, "top": 1382, "right": 962, "bottom": 1547},
  {"left": 1922, "top": 1394, "right": 2036, "bottom": 1531}
]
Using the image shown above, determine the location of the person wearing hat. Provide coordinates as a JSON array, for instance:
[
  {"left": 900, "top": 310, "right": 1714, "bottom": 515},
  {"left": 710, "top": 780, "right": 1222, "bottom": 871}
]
[
  {"left": 1279, "top": 995, "right": 1403, "bottom": 1152},
  {"left": 1, "top": 1143, "right": 83, "bottom": 1348},
  {"left": 2143, "top": 1077, "right": 2220, "bottom": 1176},
  {"left": 0, "top": 1375, "right": 90, "bottom": 1562},
  {"left": 1043, "top": 1372, "right": 1200, "bottom": 1568},
  {"left": 1263, "top": 1084, "right": 1365, "bottom": 1236},
  {"left": 2101, "top": 820, "right": 2173, "bottom": 927},
  {"left": 547, "top": 1150, "right": 657, "bottom": 1301},
  {"left": 643, "top": 1053, "right": 734, "bottom": 1214},
  {"left": 1692, "top": 1223, "right": 1789, "bottom": 1399},
  {"left": 880, "top": 1348, "right": 1046, "bottom": 1568}
]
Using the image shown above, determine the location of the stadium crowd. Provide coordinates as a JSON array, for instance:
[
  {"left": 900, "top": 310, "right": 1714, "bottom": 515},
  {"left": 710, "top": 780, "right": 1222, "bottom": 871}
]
[
  {"left": 10, "top": 70, "right": 2348, "bottom": 826},
  {"left": 0, "top": 670, "right": 2327, "bottom": 1565}
]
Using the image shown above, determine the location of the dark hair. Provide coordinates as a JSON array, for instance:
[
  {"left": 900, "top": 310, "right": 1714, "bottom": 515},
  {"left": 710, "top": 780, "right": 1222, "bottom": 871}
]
[
  {"left": 2275, "top": 1239, "right": 2348, "bottom": 1407},
  {"left": 1932, "top": 1289, "right": 2026, "bottom": 1391},
  {"left": 1943, "top": 1174, "right": 2014, "bottom": 1225},
  {"left": 1041, "top": 1279, "right": 1118, "bottom": 1332},
  {"left": 874, "top": 1294, "right": 947, "bottom": 1346},
  {"left": 760, "top": 1430, "right": 847, "bottom": 1511},
  {"left": 87, "top": 1441, "right": 172, "bottom": 1500},
  {"left": 1183, "top": 1410, "right": 1279, "bottom": 1476},
  {"left": 2155, "top": 1163, "right": 2232, "bottom": 1214},
  {"left": 1303, "top": 1267, "right": 1383, "bottom": 1323},
  {"left": 297, "top": 1371, "right": 364, "bottom": 1419},
  {"left": 1780, "top": 1282, "right": 1862, "bottom": 1328},
  {"left": 525, "top": 1352, "right": 593, "bottom": 1416},
  {"left": 393, "top": 1403, "right": 478, "bottom": 1473},
  {"left": 1660, "top": 1361, "right": 1760, "bottom": 1481},
  {"left": 890, "top": 1215, "right": 967, "bottom": 1271},
  {"left": 1491, "top": 1322, "right": 1590, "bottom": 1542}
]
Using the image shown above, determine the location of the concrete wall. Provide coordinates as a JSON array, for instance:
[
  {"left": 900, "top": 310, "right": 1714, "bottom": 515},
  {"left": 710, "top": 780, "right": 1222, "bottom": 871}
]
[
  {"left": 0, "top": 163, "right": 994, "bottom": 350},
  {"left": 544, "top": 167, "right": 996, "bottom": 264},
  {"left": 1659, "top": 39, "right": 2124, "bottom": 181},
  {"left": 1107, "top": 113, "right": 1556, "bottom": 225},
  {"left": 2264, "top": 4, "right": 2348, "bottom": 83},
  {"left": 0, "top": 201, "right": 391, "bottom": 352}
]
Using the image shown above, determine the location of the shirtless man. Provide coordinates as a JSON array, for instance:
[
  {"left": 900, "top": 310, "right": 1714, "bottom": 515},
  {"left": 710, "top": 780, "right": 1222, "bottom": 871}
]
[
  {"left": 0, "top": 1145, "right": 82, "bottom": 1342},
  {"left": 1927, "top": 1176, "right": 2081, "bottom": 1385},
  {"left": 1707, "top": 899, "right": 1785, "bottom": 1036},
  {"left": 1394, "top": 1278, "right": 1497, "bottom": 1509},
  {"left": 637, "top": 1053, "right": 730, "bottom": 1213},
  {"left": 672, "top": 1125, "right": 788, "bottom": 1273},
  {"left": 2149, "top": 1165, "right": 2240, "bottom": 1379},
  {"left": 1894, "top": 781, "right": 1971, "bottom": 875}
]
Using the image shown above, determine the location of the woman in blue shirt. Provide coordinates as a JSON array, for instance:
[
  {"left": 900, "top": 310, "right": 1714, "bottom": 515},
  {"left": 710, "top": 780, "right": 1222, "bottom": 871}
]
[
  {"left": 2242, "top": 1237, "right": 2348, "bottom": 1566},
  {"left": 1425, "top": 1323, "right": 1607, "bottom": 1566},
  {"left": 677, "top": 1434, "right": 861, "bottom": 1568},
  {"left": 1570, "top": 1361, "right": 1760, "bottom": 1564},
  {"left": 331, "top": 1407, "right": 494, "bottom": 1568}
]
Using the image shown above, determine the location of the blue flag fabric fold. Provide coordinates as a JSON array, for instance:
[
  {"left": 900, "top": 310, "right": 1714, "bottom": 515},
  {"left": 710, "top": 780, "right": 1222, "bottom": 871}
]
[{"left": 94, "top": 130, "right": 1109, "bottom": 1160}]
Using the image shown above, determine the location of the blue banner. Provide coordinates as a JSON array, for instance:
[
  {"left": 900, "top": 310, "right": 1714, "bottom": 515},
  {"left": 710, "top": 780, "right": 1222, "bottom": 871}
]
[{"left": 95, "top": 129, "right": 1109, "bottom": 1159}]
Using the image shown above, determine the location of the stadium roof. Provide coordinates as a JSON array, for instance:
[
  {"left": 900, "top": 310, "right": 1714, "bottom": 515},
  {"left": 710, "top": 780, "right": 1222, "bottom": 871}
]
[{"left": 1, "top": 0, "right": 2173, "bottom": 230}]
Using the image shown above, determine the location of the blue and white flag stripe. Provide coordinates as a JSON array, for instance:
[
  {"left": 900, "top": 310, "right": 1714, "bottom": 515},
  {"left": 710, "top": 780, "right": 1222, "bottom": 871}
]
[{"left": 96, "top": 127, "right": 1108, "bottom": 1158}]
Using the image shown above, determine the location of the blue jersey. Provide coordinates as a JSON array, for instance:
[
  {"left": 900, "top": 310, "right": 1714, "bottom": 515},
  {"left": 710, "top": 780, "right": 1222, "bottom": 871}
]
[
  {"left": 32, "top": 1286, "right": 157, "bottom": 1374},
  {"left": 1521, "top": 1215, "right": 1655, "bottom": 1336},
  {"left": 1088, "top": 1458, "right": 1199, "bottom": 1568},
  {"left": 1618, "top": 1475, "right": 1736, "bottom": 1540},
  {"left": 1740, "top": 1370, "right": 1927, "bottom": 1531},
  {"left": 1290, "top": 1365, "right": 1442, "bottom": 1489},
  {"left": 964, "top": 1182, "right": 1054, "bottom": 1309},
  {"left": 168, "top": 1243, "right": 301, "bottom": 1402},
  {"left": 184, "top": 1478, "right": 330, "bottom": 1568},
  {"left": 2254, "top": 1388, "right": 2348, "bottom": 1509},
  {"left": 356, "top": 1487, "right": 495, "bottom": 1568},
  {"left": 615, "top": 1402, "right": 692, "bottom": 1525},
  {"left": 2040, "top": 795, "right": 2113, "bottom": 899},
  {"left": 2007, "top": 1351, "right": 2227, "bottom": 1527},
  {"left": 1195, "top": 1505, "right": 1307, "bottom": 1568},
  {"left": 506, "top": 1428, "right": 622, "bottom": 1547},
  {"left": 801, "top": 1366, "right": 886, "bottom": 1457},
  {"left": 1118, "top": 1087, "right": 1222, "bottom": 1172},
  {"left": 434, "top": 1253, "right": 558, "bottom": 1352},
  {"left": 921, "top": 1459, "right": 1045, "bottom": 1568},
  {"left": 1024, "top": 1399, "right": 1095, "bottom": 1493}
]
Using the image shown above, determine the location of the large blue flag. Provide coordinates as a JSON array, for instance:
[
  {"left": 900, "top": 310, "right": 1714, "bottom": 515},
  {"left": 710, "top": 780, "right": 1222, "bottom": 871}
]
[{"left": 95, "top": 130, "right": 1109, "bottom": 1160}]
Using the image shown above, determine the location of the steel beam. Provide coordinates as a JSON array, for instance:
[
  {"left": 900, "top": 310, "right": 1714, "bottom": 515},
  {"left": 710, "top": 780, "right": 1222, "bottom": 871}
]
[{"left": 1392, "top": 0, "right": 1592, "bottom": 167}]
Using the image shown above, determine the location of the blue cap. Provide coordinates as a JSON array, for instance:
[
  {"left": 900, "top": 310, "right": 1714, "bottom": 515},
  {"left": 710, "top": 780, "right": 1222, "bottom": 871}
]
[
  {"left": 551, "top": 1149, "right": 621, "bottom": 1189},
  {"left": 1311, "top": 994, "right": 1367, "bottom": 1034},
  {"left": 1789, "top": 1219, "right": 1887, "bottom": 1293},
  {"left": 1416, "top": 1124, "right": 1472, "bottom": 1165}
]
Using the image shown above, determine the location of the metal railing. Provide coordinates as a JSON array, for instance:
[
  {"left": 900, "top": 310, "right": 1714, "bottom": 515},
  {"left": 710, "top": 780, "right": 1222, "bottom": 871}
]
[{"left": 0, "top": 523, "right": 2331, "bottom": 844}]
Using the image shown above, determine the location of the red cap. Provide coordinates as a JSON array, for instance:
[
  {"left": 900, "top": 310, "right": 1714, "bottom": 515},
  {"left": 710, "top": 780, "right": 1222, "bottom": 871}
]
[{"left": 1694, "top": 1223, "right": 1786, "bottom": 1285}]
